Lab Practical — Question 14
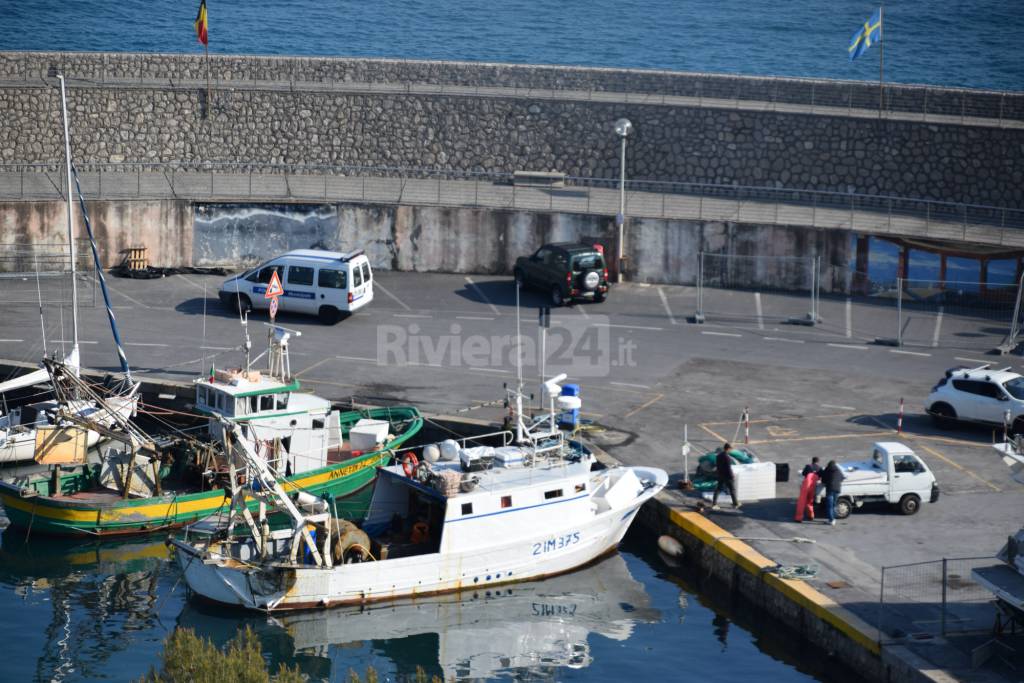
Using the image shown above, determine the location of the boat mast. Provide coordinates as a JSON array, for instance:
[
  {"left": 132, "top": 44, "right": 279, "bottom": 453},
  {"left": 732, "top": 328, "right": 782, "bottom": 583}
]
[{"left": 57, "top": 75, "right": 79, "bottom": 373}]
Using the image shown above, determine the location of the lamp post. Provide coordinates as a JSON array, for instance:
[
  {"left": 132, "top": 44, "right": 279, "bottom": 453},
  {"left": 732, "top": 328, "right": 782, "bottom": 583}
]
[{"left": 614, "top": 118, "right": 633, "bottom": 283}]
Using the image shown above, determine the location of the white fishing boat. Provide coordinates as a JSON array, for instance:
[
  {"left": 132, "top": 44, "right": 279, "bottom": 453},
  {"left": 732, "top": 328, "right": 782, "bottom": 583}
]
[
  {"left": 170, "top": 373, "right": 667, "bottom": 612},
  {"left": 0, "top": 75, "right": 139, "bottom": 464}
]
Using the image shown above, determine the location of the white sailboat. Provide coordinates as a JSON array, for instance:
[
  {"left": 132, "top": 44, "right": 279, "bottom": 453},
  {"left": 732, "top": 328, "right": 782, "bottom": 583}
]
[
  {"left": 170, "top": 373, "right": 667, "bottom": 611},
  {"left": 0, "top": 75, "right": 138, "bottom": 464}
]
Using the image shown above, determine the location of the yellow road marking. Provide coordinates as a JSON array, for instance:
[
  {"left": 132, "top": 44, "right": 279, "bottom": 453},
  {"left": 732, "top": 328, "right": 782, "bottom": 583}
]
[
  {"left": 296, "top": 357, "right": 334, "bottom": 377},
  {"left": 625, "top": 393, "right": 665, "bottom": 419},
  {"left": 699, "top": 423, "right": 730, "bottom": 443},
  {"left": 913, "top": 441, "right": 1001, "bottom": 493},
  {"left": 766, "top": 425, "right": 799, "bottom": 438},
  {"left": 699, "top": 412, "right": 854, "bottom": 427},
  {"left": 748, "top": 431, "right": 891, "bottom": 445}
]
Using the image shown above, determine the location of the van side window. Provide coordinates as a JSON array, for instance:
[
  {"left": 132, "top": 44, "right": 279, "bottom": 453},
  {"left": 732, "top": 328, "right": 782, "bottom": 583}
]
[
  {"left": 287, "top": 265, "right": 314, "bottom": 286},
  {"left": 353, "top": 266, "right": 363, "bottom": 287},
  {"left": 361, "top": 263, "right": 371, "bottom": 282},
  {"left": 318, "top": 268, "right": 347, "bottom": 289},
  {"left": 246, "top": 266, "right": 277, "bottom": 284}
]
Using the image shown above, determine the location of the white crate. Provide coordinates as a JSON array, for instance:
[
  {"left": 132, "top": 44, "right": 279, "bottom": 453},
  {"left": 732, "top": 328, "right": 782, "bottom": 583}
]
[{"left": 349, "top": 419, "right": 390, "bottom": 452}]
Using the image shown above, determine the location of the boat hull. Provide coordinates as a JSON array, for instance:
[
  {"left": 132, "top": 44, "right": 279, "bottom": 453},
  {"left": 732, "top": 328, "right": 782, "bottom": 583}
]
[
  {"left": 171, "top": 466, "right": 666, "bottom": 612},
  {"left": 0, "top": 407, "right": 422, "bottom": 537}
]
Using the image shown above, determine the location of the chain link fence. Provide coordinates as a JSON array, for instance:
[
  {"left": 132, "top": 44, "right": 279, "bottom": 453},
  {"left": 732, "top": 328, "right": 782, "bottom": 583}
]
[
  {"left": 0, "top": 242, "right": 96, "bottom": 306},
  {"left": 693, "top": 253, "right": 819, "bottom": 326},
  {"left": 879, "top": 557, "right": 998, "bottom": 643}
]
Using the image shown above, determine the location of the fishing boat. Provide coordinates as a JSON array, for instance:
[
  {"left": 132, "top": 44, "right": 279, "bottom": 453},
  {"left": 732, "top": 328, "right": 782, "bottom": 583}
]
[
  {"left": 0, "top": 328, "right": 423, "bottom": 537},
  {"left": 170, "top": 373, "right": 667, "bottom": 611}
]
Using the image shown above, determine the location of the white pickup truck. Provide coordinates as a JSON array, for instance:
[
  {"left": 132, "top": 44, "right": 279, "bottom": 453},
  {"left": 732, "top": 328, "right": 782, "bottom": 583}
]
[{"left": 816, "top": 442, "right": 940, "bottom": 518}]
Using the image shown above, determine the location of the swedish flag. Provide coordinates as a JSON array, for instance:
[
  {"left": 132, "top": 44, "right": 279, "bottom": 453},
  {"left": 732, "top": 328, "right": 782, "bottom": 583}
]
[{"left": 848, "top": 8, "right": 883, "bottom": 61}]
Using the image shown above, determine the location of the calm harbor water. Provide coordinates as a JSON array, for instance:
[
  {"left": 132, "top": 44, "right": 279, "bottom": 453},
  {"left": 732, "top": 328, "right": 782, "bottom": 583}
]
[
  {"left": 0, "top": 527, "right": 834, "bottom": 682},
  {"left": 2, "top": 0, "right": 1022, "bottom": 91}
]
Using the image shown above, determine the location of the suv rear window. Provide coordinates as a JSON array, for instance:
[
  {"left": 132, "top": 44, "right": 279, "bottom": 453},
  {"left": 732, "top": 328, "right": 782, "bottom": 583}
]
[{"left": 572, "top": 253, "right": 604, "bottom": 271}]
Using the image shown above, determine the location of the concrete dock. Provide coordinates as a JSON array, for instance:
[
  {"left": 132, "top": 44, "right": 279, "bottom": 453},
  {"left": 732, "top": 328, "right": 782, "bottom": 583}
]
[{"left": 1, "top": 269, "right": 1022, "bottom": 680}]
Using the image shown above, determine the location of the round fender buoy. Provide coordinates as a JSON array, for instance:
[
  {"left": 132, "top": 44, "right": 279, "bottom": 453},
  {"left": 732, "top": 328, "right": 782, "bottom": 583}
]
[
  {"left": 657, "top": 534, "right": 684, "bottom": 559},
  {"left": 402, "top": 453, "right": 419, "bottom": 477}
]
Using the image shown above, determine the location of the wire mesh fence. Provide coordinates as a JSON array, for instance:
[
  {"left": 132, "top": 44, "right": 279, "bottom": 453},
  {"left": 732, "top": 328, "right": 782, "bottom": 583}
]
[
  {"left": 879, "top": 557, "right": 999, "bottom": 643},
  {"left": 899, "top": 279, "right": 1020, "bottom": 351},
  {"left": 0, "top": 242, "right": 96, "bottom": 306},
  {"left": 693, "top": 253, "right": 819, "bottom": 326}
]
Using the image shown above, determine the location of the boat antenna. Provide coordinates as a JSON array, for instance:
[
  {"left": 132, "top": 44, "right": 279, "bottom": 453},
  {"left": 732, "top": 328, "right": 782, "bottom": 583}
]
[
  {"left": 515, "top": 279, "right": 523, "bottom": 392},
  {"left": 57, "top": 74, "right": 79, "bottom": 373},
  {"left": 34, "top": 255, "right": 47, "bottom": 357}
]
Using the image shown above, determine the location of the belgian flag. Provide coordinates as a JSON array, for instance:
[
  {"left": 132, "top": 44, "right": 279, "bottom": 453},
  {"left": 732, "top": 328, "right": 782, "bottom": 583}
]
[{"left": 194, "top": 0, "right": 208, "bottom": 46}]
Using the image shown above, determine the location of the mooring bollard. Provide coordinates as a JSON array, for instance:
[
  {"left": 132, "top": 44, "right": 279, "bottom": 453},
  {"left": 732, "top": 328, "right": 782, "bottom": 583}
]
[{"left": 897, "top": 397, "right": 904, "bottom": 434}]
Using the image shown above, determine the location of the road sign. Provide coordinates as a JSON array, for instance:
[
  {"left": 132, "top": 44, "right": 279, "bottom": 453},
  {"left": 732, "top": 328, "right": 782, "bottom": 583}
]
[
  {"left": 539, "top": 307, "right": 551, "bottom": 329},
  {"left": 269, "top": 296, "right": 279, "bottom": 320},
  {"left": 265, "top": 270, "right": 284, "bottom": 299}
]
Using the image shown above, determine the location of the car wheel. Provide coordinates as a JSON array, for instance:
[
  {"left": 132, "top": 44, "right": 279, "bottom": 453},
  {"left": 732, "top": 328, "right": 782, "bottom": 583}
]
[
  {"left": 551, "top": 286, "right": 565, "bottom": 307},
  {"left": 834, "top": 497, "right": 852, "bottom": 520},
  {"left": 318, "top": 305, "right": 340, "bottom": 325},
  {"left": 232, "top": 294, "right": 252, "bottom": 316},
  {"left": 513, "top": 268, "right": 525, "bottom": 288},
  {"left": 929, "top": 403, "right": 956, "bottom": 428},
  {"left": 898, "top": 493, "right": 921, "bottom": 516}
]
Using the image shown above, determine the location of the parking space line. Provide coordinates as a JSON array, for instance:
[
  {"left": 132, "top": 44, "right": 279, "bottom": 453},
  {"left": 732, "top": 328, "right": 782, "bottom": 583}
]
[
  {"left": 828, "top": 343, "right": 869, "bottom": 350},
  {"left": 374, "top": 281, "right": 412, "bottom": 311},
  {"left": 748, "top": 431, "right": 890, "bottom": 445},
  {"left": 822, "top": 403, "right": 857, "bottom": 411},
  {"left": 754, "top": 292, "right": 764, "bottom": 331},
  {"left": 593, "top": 323, "right": 665, "bottom": 331},
  {"left": 295, "top": 357, "right": 333, "bottom": 377},
  {"left": 701, "top": 412, "right": 854, "bottom": 427},
  {"left": 456, "top": 316, "right": 495, "bottom": 321},
  {"left": 126, "top": 342, "right": 169, "bottom": 347},
  {"left": 336, "top": 355, "right": 378, "bottom": 363},
  {"left": 913, "top": 441, "right": 1001, "bottom": 492},
  {"left": 469, "top": 367, "right": 511, "bottom": 374},
  {"left": 764, "top": 336, "right": 804, "bottom": 344},
  {"left": 890, "top": 349, "right": 931, "bottom": 357},
  {"left": 464, "top": 276, "right": 500, "bottom": 316},
  {"left": 932, "top": 307, "right": 943, "bottom": 348},
  {"left": 575, "top": 304, "right": 589, "bottom": 319},
  {"left": 176, "top": 274, "right": 208, "bottom": 293},
  {"left": 610, "top": 381, "right": 651, "bottom": 389},
  {"left": 0, "top": 339, "right": 24, "bottom": 343},
  {"left": 955, "top": 357, "right": 990, "bottom": 366},
  {"left": 54, "top": 339, "right": 98, "bottom": 345},
  {"left": 699, "top": 423, "right": 730, "bottom": 443},
  {"left": 701, "top": 331, "right": 741, "bottom": 338},
  {"left": 625, "top": 393, "right": 664, "bottom": 418},
  {"left": 105, "top": 283, "right": 151, "bottom": 309},
  {"left": 393, "top": 313, "right": 431, "bottom": 319},
  {"left": 658, "top": 287, "right": 678, "bottom": 325},
  {"left": 201, "top": 346, "right": 233, "bottom": 351}
]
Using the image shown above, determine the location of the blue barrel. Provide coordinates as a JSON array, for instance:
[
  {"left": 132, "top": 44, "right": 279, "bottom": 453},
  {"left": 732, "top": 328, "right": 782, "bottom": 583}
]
[{"left": 559, "top": 384, "right": 580, "bottom": 428}]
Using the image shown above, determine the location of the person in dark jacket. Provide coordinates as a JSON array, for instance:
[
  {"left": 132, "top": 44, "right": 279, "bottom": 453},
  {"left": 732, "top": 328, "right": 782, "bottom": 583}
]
[
  {"left": 821, "top": 460, "right": 845, "bottom": 526},
  {"left": 801, "top": 457, "right": 821, "bottom": 478},
  {"left": 711, "top": 443, "right": 741, "bottom": 511}
]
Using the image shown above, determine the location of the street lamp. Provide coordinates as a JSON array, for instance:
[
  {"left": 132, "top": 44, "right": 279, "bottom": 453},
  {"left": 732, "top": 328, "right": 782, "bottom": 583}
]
[{"left": 614, "top": 118, "right": 633, "bottom": 283}]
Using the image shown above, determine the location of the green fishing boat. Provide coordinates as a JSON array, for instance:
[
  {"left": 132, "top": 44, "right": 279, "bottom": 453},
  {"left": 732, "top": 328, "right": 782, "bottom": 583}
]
[{"left": 0, "top": 329, "right": 422, "bottom": 537}]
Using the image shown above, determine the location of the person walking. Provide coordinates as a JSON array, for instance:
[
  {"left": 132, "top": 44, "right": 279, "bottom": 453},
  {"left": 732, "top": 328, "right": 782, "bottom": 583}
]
[
  {"left": 794, "top": 457, "right": 821, "bottom": 522},
  {"left": 821, "top": 459, "right": 845, "bottom": 526},
  {"left": 711, "top": 443, "right": 741, "bottom": 511}
]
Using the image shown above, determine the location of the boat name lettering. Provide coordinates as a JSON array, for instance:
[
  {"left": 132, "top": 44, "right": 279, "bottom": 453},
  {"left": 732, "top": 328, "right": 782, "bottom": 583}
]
[
  {"left": 532, "top": 531, "right": 580, "bottom": 556},
  {"left": 328, "top": 459, "right": 370, "bottom": 480},
  {"left": 531, "top": 602, "right": 577, "bottom": 617}
]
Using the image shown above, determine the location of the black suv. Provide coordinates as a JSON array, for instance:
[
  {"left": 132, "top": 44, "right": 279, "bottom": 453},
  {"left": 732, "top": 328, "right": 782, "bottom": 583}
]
[{"left": 513, "top": 243, "right": 610, "bottom": 306}]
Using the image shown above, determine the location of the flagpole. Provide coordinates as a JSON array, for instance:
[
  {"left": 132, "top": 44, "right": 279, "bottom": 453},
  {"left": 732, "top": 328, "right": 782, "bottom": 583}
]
[{"left": 878, "top": 4, "right": 885, "bottom": 119}]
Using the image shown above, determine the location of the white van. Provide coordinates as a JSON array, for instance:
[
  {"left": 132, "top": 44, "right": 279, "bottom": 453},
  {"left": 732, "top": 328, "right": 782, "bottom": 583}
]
[{"left": 219, "top": 249, "right": 374, "bottom": 324}]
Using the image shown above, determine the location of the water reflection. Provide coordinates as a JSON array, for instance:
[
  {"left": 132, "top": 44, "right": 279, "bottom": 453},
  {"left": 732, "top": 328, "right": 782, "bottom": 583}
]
[
  {"left": 0, "top": 529, "right": 170, "bottom": 682},
  {"left": 177, "top": 552, "right": 661, "bottom": 680}
]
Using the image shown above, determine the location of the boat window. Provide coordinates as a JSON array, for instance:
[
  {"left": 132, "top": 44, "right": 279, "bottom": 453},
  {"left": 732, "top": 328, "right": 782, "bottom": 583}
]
[
  {"left": 276, "top": 394, "right": 289, "bottom": 410},
  {"left": 287, "top": 265, "right": 314, "bottom": 287},
  {"left": 500, "top": 495, "right": 512, "bottom": 509},
  {"left": 575, "top": 483, "right": 585, "bottom": 493},
  {"left": 544, "top": 489, "right": 563, "bottom": 500},
  {"left": 249, "top": 396, "right": 258, "bottom": 412},
  {"left": 312, "top": 419, "right": 324, "bottom": 430},
  {"left": 197, "top": 386, "right": 208, "bottom": 406},
  {"left": 461, "top": 503, "right": 473, "bottom": 515},
  {"left": 318, "top": 268, "right": 347, "bottom": 289},
  {"left": 361, "top": 262, "right": 371, "bottom": 282},
  {"left": 1004, "top": 378, "right": 1024, "bottom": 400},
  {"left": 260, "top": 395, "right": 274, "bottom": 411},
  {"left": 353, "top": 266, "right": 363, "bottom": 287}
]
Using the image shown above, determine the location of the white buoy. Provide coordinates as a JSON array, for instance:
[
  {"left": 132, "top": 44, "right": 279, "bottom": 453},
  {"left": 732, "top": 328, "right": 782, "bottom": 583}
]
[
  {"left": 657, "top": 534, "right": 684, "bottom": 559},
  {"left": 439, "top": 439, "right": 459, "bottom": 461},
  {"left": 422, "top": 443, "right": 441, "bottom": 464}
]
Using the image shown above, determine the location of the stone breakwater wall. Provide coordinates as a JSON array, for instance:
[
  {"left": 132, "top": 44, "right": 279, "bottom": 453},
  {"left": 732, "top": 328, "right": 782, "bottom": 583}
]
[{"left": 0, "top": 52, "right": 1022, "bottom": 209}]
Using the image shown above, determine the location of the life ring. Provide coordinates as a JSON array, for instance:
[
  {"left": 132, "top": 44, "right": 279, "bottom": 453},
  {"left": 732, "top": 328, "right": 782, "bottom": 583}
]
[{"left": 401, "top": 453, "right": 419, "bottom": 478}]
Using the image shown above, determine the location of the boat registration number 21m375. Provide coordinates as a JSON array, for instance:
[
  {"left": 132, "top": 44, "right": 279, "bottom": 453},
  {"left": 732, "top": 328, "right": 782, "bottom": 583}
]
[{"left": 533, "top": 531, "right": 581, "bottom": 555}]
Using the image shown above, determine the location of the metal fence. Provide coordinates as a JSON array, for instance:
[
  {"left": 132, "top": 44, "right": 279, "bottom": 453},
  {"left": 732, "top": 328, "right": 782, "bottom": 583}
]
[
  {"left": 0, "top": 242, "right": 96, "bottom": 306},
  {"left": 694, "top": 253, "right": 820, "bottom": 325},
  {"left": 879, "top": 557, "right": 997, "bottom": 642},
  {"left": 2, "top": 162, "right": 1022, "bottom": 237}
]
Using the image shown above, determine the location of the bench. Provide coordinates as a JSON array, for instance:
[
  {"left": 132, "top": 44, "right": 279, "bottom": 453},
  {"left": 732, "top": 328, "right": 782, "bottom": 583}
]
[{"left": 513, "top": 170, "right": 566, "bottom": 188}]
